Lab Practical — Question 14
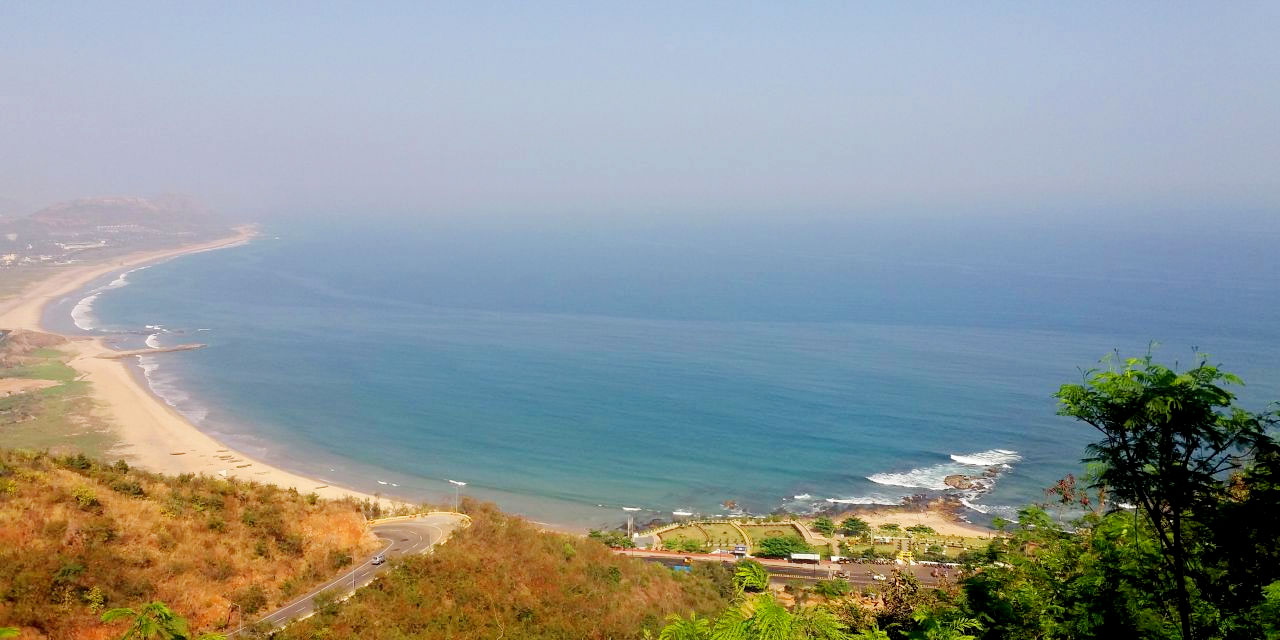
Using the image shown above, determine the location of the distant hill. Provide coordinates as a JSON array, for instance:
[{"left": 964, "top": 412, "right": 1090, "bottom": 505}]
[
  {"left": 0, "top": 195, "right": 234, "bottom": 263},
  {"left": 26, "top": 195, "right": 216, "bottom": 232}
]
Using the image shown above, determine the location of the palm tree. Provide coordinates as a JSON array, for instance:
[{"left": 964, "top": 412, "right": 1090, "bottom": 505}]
[
  {"left": 100, "top": 601, "right": 226, "bottom": 640},
  {"left": 659, "top": 612, "right": 711, "bottom": 640}
]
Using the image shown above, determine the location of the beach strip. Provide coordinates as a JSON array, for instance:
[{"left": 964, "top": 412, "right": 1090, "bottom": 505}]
[{"left": 0, "top": 226, "right": 389, "bottom": 505}]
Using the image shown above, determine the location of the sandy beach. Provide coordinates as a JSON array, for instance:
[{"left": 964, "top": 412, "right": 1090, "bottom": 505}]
[{"left": 0, "top": 226, "right": 387, "bottom": 505}]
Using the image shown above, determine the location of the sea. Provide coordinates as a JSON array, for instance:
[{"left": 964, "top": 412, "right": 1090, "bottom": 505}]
[{"left": 43, "top": 213, "right": 1280, "bottom": 529}]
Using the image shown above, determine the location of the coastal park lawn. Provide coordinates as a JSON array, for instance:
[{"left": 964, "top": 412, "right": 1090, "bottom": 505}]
[
  {"left": 0, "top": 340, "right": 116, "bottom": 455},
  {"left": 700, "top": 522, "right": 746, "bottom": 545},
  {"left": 739, "top": 522, "right": 805, "bottom": 541}
]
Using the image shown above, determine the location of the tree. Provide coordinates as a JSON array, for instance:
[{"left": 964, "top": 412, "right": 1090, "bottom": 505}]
[
  {"left": 100, "top": 601, "right": 226, "bottom": 640},
  {"left": 812, "top": 517, "right": 837, "bottom": 537},
  {"left": 839, "top": 517, "right": 870, "bottom": 538},
  {"left": 755, "top": 535, "right": 812, "bottom": 559},
  {"left": 906, "top": 611, "right": 981, "bottom": 640},
  {"left": 734, "top": 560, "right": 770, "bottom": 593},
  {"left": 1056, "top": 354, "right": 1276, "bottom": 640},
  {"left": 660, "top": 612, "right": 711, "bottom": 640},
  {"left": 710, "top": 593, "right": 847, "bottom": 640}
]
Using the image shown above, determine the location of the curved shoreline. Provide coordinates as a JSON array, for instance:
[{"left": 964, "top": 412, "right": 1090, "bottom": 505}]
[{"left": 0, "top": 226, "right": 391, "bottom": 506}]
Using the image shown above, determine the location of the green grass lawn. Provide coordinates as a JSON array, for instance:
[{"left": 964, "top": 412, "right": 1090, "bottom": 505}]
[
  {"left": 0, "top": 346, "right": 115, "bottom": 455},
  {"left": 740, "top": 523, "right": 804, "bottom": 540},
  {"left": 6, "top": 358, "right": 79, "bottom": 382},
  {"left": 698, "top": 523, "right": 746, "bottom": 546},
  {"left": 658, "top": 525, "right": 709, "bottom": 544}
]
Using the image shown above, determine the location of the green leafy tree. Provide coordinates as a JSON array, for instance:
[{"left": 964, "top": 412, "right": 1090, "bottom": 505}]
[
  {"left": 839, "top": 517, "right": 870, "bottom": 538},
  {"left": 906, "top": 611, "right": 981, "bottom": 640},
  {"left": 734, "top": 560, "right": 770, "bottom": 593},
  {"left": 707, "top": 594, "right": 848, "bottom": 639},
  {"left": 812, "top": 517, "right": 837, "bottom": 537},
  {"left": 1056, "top": 354, "right": 1276, "bottom": 640},
  {"left": 849, "top": 626, "right": 890, "bottom": 640},
  {"left": 660, "top": 612, "right": 711, "bottom": 640},
  {"left": 1258, "top": 581, "right": 1280, "bottom": 640},
  {"left": 755, "top": 535, "right": 812, "bottom": 559},
  {"left": 100, "top": 601, "right": 225, "bottom": 640}
]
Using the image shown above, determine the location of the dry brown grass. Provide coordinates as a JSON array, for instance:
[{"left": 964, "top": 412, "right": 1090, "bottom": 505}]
[
  {"left": 278, "top": 500, "right": 731, "bottom": 640},
  {"left": 0, "top": 449, "right": 378, "bottom": 639}
]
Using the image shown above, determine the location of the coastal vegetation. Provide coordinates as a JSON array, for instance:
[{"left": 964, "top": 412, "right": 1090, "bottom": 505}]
[
  {"left": 643, "top": 354, "right": 1280, "bottom": 639},
  {"left": 0, "top": 331, "right": 113, "bottom": 456},
  {"left": 273, "top": 501, "right": 730, "bottom": 640},
  {"left": 2, "top": 345, "right": 1276, "bottom": 640},
  {"left": 0, "top": 449, "right": 376, "bottom": 639}
]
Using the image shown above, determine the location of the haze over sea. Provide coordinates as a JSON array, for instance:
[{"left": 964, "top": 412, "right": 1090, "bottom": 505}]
[{"left": 51, "top": 213, "right": 1280, "bottom": 528}]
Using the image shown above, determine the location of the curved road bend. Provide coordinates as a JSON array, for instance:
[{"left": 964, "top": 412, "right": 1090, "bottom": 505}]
[{"left": 231, "top": 513, "right": 467, "bottom": 636}]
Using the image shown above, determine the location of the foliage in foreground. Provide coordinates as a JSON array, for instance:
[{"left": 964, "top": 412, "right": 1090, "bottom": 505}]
[
  {"left": 0, "top": 449, "right": 376, "bottom": 639},
  {"left": 275, "top": 500, "right": 730, "bottom": 640},
  {"left": 100, "top": 601, "right": 225, "bottom": 640},
  {"left": 652, "top": 354, "right": 1280, "bottom": 640}
]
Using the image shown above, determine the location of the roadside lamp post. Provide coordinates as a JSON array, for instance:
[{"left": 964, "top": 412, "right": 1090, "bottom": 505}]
[{"left": 447, "top": 479, "right": 466, "bottom": 513}]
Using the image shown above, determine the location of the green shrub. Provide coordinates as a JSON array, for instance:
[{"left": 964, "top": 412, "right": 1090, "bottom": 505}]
[
  {"left": 814, "top": 578, "right": 852, "bottom": 598},
  {"left": 72, "top": 486, "right": 100, "bottom": 510},
  {"left": 755, "top": 535, "right": 812, "bottom": 558}
]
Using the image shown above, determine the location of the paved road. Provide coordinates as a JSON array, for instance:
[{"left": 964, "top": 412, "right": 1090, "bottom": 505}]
[
  {"left": 617, "top": 550, "right": 951, "bottom": 588},
  {"left": 230, "top": 513, "right": 467, "bottom": 636}
]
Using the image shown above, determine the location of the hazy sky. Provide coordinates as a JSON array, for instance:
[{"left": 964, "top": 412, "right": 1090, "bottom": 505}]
[{"left": 1, "top": 2, "right": 1277, "bottom": 219}]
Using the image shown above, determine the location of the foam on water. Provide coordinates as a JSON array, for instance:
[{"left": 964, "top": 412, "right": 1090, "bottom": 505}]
[
  {"left": 137, "top": 354, "right": 209, "bottom": 424},
  {"left": 144, "top": 333, "right": 162, "bottom": 349},
  {"left": 950, "top": 449, "right": 1021, "bottom": 466},
  {"left": 71, "top": 293, "right": 101, "bottom": 330},
  {"left": 865, "top": 449, "right": 1022, "bottom": 514},
  {"left": 825, "top": 495, "right": 905, "bottom": 506},
  {"left": 71, "top": 266, "right": 150, "bottom": 330}
]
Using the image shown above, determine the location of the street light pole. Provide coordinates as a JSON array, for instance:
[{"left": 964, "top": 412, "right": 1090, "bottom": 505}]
[{"left": 447, "top": 479, "right": 466, "bottom": 513}]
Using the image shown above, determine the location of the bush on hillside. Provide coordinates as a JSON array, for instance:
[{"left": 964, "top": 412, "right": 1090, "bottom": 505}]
[
  {"left": 277, "top": 500, "right": 729, "bottom": 640},
  {"left": 0, "top": 449, "right": 377, "bottom": 639}
]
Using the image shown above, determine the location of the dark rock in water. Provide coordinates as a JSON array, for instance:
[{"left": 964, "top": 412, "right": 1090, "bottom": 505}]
[
  {"left": 944, "top": 474, "right": 975, "bottom": 490},
  {"left": 984, "top": 466, "right": 1000, "bottom": 477}
]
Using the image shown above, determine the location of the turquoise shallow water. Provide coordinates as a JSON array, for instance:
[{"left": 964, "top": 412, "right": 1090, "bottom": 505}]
[{"left": 48, "top": 215, "right": 1280, "bottom": 529}]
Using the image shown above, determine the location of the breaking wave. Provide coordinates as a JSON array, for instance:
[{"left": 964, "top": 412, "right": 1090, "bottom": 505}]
[
  {"left": 867, "top": 449, "right": 1022, "bottom": 491},
  {"left": 70, "top": 266, "right": 150, "bottom": 330},
  {"left": 825, "top": 495, "right": 904, "bottom": 506},
  {"left": 950, "top": 449, "right": 1021, "bottom": 466},
  {"left": 137, "top": 354, "right": 208, "bottom": 424}
]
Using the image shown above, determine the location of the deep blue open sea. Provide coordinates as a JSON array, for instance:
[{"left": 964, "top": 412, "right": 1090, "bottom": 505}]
[{"left": 45, "top": 214, "right": 1280, "bottom": 528}]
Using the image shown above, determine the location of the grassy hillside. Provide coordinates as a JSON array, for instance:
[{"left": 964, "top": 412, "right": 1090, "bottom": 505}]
[
  {"left": 0, "top": 449, "right": 378, "bottom": 640},
  {"left": 275, "top": 501, "right": 732, "bottom": 640}
]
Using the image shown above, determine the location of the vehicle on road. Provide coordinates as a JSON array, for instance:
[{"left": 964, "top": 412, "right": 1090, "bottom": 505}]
[{"left": 371, "top": 554, "right": 386, "bottom": 565}]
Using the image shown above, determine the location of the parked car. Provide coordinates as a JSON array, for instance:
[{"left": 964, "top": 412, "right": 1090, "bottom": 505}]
[{"left": 371, "top": 554, "right": 386, "bottom": 565}]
